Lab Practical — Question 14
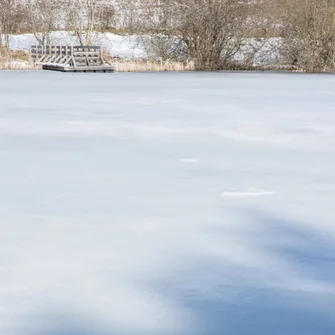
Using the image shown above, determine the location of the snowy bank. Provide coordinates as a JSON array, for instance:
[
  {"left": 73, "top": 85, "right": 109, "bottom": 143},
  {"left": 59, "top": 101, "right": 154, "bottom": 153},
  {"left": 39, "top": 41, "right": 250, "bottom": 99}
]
[
  {"left": 8, "top": 31, "right": 282, "bottom": 66},
  {"left": 8, "top": 31, "right": 147, "bottom": 59}
]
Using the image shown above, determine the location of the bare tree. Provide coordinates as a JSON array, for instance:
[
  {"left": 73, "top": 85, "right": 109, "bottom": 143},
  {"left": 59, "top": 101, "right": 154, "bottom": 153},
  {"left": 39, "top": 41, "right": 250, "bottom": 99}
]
[
  {"left": 132, "top": 0, "right": 252, "bottom": 70},
  {"left": 0, "top": 0, "right": 24, "bottom": 48},
  {"left": 24, "top": 0, "right": 64, "bottom": 46},
  {"left": 267, "top": 0, "right": 335, "bottom": 71},
  {"left": 65, "top": 0, "right": 115, "bottom": 46},
  {"left": 179, "top": 0, "right": 250, "bottom": 69}
]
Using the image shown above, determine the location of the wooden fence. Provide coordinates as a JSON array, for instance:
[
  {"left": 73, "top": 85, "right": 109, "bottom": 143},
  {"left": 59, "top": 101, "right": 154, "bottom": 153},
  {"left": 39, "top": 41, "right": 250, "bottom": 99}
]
[{"left": 30, "top": 45, "right": 114, "bottom": 72}]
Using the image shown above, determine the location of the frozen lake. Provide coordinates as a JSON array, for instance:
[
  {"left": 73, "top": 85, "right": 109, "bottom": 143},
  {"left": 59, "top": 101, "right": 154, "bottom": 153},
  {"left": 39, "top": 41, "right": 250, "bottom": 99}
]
[{"left": 1, "top": 71, "right": 335, "bottom": 335}]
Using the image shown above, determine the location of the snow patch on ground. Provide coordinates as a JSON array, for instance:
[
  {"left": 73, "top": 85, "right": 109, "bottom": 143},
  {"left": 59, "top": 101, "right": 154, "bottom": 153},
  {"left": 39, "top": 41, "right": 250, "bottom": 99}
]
[
  {"left": 221, "top": 188, "right": 274, "bottom": 197},
  {"left": 8, "top": 31, "right": 282, "bottom": 64},
  {"left": 8, "top": 31, "right": 147, "bottom": 59},
  {"left": 181, "top": 158, "right": 201, "bottom": 163}
]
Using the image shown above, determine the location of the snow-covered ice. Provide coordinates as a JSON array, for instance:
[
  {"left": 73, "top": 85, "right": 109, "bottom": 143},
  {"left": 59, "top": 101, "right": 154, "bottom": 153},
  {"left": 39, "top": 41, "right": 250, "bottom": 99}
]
[{"left": 0, "top": 71, "right": 335, "bottom": 335}]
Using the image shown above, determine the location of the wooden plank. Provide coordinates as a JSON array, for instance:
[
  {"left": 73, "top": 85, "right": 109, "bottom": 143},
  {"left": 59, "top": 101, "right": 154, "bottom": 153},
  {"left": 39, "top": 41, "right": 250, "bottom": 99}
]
[
  {"left": 73, "top": 46, "right": 100, "bottom": 50},
  {"left": 42, "top": 64, "right": 115, "bottom": 72},
  {"left": 73, "top": 56, "right": 101, "bottom": 60},
  {"left": 73, "top": 52, "right": 100, "bottom": 55},
  {"left": 32, "top": 45, "right": 113, "bottom": 72}
]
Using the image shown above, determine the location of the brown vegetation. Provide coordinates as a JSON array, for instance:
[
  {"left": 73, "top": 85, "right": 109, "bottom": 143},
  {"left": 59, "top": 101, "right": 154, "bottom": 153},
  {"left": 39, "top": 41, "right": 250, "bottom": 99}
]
[
  {"left": 271, "top": 0, "right": 335, "bottom": 71},
  {"left": 0, "top": 47, "right": 37, "bottom": 69},
  {"left": 113, "top": 59, "right": 195, "bottom": 72},
  {"left": 1, "top": 0, "right": 335, "bottom": 72}
]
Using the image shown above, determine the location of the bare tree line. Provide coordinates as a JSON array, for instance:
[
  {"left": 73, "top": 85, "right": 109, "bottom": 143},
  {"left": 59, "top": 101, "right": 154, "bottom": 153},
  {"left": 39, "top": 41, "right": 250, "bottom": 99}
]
[
  {"left": 1, "top": 0, "right": 335, "bottom": 71},
  {"left": 1, "top": 0, "right": 116, "bottom": 47},
  {"left": 269, "top": 0, "right": 335, "bottom": 71}
]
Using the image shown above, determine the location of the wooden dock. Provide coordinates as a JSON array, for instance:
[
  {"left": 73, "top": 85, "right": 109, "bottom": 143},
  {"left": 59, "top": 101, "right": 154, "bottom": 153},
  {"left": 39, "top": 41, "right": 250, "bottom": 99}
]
[{"left": 31, "top": 45, "right": 115, "bottom": 73}]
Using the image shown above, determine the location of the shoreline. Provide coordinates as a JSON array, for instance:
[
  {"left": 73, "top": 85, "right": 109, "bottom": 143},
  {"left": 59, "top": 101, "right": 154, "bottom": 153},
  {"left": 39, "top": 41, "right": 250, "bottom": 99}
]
[{"left": 1, "top": 66, "right": 334, "bottom": 74}]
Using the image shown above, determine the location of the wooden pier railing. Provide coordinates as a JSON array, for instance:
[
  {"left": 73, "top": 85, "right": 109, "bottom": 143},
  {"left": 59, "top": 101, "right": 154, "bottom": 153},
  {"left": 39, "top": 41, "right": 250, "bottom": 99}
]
[{"left": 31, "top": 45, "right": 114, "bottom": 72}]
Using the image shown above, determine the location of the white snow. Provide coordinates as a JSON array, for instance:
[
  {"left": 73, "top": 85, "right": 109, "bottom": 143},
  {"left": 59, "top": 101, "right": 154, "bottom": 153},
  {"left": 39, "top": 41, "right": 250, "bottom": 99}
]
[
  {"left": 181, "top": 158, "right": 201, "bottom": 163},
  {"left": 8, "top": 31, "right": 148, "bottom": 59},
  {"left": 221, "top": 188, "right": 274, "bottom": 197},
  {"left": 7, "top": 31, "right": 282, "bottom": 64},
  {"left": 0, "top": 71, "right": 335, "bottom": 335}
]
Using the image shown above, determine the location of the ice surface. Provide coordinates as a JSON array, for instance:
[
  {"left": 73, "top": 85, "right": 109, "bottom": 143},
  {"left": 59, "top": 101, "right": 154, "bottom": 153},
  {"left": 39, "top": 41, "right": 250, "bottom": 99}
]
[{"left": 0, "top": 71, "right": 335, "bottom": 335}]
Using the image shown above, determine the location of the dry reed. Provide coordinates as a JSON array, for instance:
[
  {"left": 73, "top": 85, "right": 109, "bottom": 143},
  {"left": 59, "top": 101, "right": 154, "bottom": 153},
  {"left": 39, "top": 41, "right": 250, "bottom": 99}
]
[
  {"left": 114, "top": 59, "right": 195, "bottom": 72},
  {"left": 0, "top": 48, "right": 38, "bottom": 70}
]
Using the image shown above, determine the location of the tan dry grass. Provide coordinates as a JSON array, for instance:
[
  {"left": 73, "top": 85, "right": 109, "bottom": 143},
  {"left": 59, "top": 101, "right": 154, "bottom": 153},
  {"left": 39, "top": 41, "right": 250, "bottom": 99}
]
[
  {"left": 0, "top": 47, "right": 38, "bottom": 70},
  {"left": 113, "top": 59, "right": 195, "bottom": 72},
  {"left": 0, "top": 59, "right": 38, "bottom": 70}
]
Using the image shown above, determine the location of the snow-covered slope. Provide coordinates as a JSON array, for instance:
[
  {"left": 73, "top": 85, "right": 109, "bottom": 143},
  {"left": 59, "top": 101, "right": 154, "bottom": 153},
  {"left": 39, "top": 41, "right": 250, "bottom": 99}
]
[
  {"left": 8, "top": 31, "right": 147, "bottom": 59},
  {"left": 8, "top": 31, "right": 281, "bottom": 64}
]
